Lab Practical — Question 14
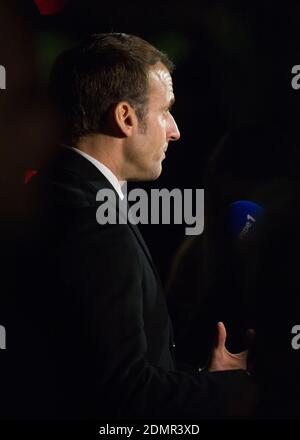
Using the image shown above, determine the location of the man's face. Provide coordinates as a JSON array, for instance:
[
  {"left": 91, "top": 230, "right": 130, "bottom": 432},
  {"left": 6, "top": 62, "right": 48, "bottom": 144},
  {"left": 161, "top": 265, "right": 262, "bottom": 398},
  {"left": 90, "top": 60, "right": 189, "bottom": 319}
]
[{"left": 125, "top": 63, "right": 180, "bottom": 180}]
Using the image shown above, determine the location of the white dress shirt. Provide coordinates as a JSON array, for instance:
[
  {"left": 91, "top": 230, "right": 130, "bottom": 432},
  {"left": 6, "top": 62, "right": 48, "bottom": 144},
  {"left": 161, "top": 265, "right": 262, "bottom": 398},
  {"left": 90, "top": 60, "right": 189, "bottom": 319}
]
[{"left": 71, "top": 147, "right": 125, "bottom": 200}]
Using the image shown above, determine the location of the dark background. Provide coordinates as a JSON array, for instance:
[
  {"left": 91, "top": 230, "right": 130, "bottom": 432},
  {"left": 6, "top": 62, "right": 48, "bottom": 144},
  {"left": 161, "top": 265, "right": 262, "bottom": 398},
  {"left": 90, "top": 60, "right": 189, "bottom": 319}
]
[{"left": 3, "top": 0, "right": 300, "bottom": 283}]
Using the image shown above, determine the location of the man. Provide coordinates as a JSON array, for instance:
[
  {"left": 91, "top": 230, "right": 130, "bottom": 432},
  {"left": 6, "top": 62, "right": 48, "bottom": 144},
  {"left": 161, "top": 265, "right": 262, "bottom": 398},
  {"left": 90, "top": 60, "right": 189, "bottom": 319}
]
[{"left": 22, "top": 33, "right": 253, "bottom": 419}]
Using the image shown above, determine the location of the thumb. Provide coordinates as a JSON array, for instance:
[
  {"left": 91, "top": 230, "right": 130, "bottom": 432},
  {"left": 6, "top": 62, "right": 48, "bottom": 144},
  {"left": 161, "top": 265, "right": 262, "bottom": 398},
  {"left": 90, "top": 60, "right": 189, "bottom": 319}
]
[{"left": 215, "top": 321, "right": 227, "bottom": 349}]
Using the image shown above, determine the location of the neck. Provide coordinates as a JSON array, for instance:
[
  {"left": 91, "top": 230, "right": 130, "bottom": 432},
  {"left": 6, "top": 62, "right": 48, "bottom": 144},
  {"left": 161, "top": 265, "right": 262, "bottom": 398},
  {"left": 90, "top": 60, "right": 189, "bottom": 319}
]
[{"left": 76, "top": 134, "right": 124, "bottom": 180}]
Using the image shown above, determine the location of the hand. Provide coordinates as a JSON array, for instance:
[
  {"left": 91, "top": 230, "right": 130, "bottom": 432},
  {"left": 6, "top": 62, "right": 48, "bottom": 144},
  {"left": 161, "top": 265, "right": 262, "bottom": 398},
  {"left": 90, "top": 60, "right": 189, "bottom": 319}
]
[{"left": 208, "top": 322, "right": 249, "bottom": 372}]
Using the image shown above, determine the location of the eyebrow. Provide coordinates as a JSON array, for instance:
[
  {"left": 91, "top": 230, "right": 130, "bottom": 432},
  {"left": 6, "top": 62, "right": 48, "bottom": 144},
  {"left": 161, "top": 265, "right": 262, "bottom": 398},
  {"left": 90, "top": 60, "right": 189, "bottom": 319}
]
[{"left": 168, "top": 96, "right": 175, "bottom": 109}]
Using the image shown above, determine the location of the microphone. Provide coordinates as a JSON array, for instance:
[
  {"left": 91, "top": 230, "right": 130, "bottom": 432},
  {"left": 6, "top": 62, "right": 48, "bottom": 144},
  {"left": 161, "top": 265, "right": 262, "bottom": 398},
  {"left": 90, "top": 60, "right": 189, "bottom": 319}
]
[{"left": 226, "top": 200, "right": 264, "bottom": 239}]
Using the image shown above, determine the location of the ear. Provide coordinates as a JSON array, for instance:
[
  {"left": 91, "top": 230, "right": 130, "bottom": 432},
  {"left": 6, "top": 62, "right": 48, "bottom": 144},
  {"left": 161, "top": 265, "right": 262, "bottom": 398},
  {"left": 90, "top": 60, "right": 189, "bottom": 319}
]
[{"left": 113, "top": 102, "right": 138, "bottom": 137}]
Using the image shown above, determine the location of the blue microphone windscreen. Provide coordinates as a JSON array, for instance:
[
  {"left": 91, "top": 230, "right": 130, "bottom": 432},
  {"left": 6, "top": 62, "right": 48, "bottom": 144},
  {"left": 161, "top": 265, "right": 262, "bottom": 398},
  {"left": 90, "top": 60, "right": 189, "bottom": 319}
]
[{"left": 227, "top": 200, "right": 265, "bottom": 239}]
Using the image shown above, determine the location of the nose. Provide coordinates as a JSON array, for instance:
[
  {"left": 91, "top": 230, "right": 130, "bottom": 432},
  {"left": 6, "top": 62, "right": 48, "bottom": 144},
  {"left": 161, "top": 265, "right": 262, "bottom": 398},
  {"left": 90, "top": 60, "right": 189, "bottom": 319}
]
[{"left": 167, "top": 113, "right": 180, "bottom": 142}]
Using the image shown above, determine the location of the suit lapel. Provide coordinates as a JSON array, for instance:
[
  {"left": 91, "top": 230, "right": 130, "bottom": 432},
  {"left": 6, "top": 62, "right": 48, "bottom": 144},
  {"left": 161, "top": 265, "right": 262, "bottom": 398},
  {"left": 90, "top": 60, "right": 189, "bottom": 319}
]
[
  {"left": 54, "top": 147, "right": 163, "bottom": 285},
  {"left": 127, "top": 222, "right": 160, "bottom": 278}
]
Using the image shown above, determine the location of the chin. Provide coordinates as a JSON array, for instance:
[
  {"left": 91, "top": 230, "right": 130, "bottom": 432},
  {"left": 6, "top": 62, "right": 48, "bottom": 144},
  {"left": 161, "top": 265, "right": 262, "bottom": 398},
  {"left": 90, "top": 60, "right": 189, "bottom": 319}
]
[
  {"left": 128, "top": 162, "right": 162, "bottom": 182},
  {"left": 148, "top": 163, "right": 162, "bottom": 180}
]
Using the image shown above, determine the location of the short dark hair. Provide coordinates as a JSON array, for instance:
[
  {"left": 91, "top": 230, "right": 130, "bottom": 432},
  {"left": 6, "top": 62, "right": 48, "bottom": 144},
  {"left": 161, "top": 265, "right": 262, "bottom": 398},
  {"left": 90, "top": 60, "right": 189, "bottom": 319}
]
[{"left": 49, "top": 33, "right": 174, "bottom": 143}]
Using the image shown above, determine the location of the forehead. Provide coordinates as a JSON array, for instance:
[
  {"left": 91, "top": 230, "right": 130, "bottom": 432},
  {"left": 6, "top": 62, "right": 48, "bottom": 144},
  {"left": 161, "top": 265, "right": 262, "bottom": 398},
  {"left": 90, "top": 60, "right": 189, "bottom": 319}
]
[{"left": 148, "top": 64, "right": 174, "bottom": 103}]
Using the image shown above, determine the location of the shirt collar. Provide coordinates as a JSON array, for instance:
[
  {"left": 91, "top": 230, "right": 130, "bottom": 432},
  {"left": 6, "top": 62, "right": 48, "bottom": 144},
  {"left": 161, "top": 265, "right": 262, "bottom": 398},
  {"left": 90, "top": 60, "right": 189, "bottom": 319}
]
[{"left": 71, "top": 147, "right": 125, "bottom": 200}]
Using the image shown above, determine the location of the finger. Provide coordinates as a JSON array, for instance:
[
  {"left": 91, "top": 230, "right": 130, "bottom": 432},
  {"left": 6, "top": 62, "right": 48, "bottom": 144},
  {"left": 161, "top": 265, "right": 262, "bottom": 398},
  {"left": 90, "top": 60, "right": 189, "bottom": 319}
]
[
  {"left": 216, "top": 321, "right": 227, "bottom": 349},
  {"left": 229, "top": 349, "right": 248, "bottom": 359}
]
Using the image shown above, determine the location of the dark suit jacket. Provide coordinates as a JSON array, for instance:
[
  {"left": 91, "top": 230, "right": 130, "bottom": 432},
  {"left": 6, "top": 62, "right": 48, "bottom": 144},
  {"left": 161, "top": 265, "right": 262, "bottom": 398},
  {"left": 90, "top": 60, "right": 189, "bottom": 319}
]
[{"left": 16, "top": 147, "right": 253, "bottom": 419}]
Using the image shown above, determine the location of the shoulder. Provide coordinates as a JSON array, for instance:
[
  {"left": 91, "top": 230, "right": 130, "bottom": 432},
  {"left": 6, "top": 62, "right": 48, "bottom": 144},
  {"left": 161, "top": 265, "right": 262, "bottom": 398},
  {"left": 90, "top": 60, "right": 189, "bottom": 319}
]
[{"left": 27, "top": 168, "right": 94, "bottom": 208}]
